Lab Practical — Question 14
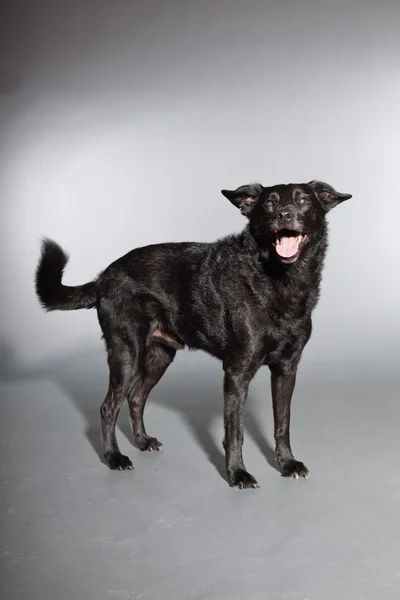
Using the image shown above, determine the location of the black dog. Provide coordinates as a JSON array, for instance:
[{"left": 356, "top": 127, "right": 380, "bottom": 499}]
[{"left": 35, "top": 179, "right": 352, "bottom": 489}]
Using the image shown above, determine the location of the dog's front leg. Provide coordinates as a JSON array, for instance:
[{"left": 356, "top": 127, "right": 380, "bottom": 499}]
[
  {"left": 270, "top": 366, "right": 309, "bottom": 479},
  {"left": 223, "top": 366, "right": 260, "bottom": 489}
]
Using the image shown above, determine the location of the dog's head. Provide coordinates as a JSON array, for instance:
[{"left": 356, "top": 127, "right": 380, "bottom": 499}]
[{"left": 221, "top": 180, "right": 352, "bottom": 264}]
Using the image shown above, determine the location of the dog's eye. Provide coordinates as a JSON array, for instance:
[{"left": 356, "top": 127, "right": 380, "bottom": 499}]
[
  {"left": 265, "top": 200, "right": 274, "bottom": 208},
  {"left": 299, "top": 197, "right": 310, "bottom": 206}
]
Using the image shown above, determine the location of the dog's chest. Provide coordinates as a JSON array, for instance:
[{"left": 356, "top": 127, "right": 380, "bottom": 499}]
[
  {"left": 258, "top": 280, "right": 316, "bottom": 360},
  {"left": 264, "top": 273, "right": 313, "bottom": 317}
]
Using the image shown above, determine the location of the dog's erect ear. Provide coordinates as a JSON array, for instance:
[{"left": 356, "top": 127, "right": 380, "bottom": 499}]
[
  {"left": 221, "top": 183, "right": 263, "bottom": 216},
  {"left": 308, "top": 180, "right": 352, "bottom": 212}
]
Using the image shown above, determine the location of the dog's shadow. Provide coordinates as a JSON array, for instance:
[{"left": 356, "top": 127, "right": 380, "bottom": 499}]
[{"left": 0, "top": 341, "right": 278, "bottom": 481}]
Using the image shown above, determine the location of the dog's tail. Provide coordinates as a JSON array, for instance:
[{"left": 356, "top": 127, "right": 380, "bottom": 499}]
[{"left": 35, "top": 238, "right": 97, "bottom": 311}]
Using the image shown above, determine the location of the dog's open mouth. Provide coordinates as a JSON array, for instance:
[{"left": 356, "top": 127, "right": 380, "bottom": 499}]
[{"left": 273, "top": 230, "right": 308, "bottom": 261}]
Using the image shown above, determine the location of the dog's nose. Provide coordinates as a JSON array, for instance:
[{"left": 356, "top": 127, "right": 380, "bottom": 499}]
[{"left": 278, "top": 209, "right": 295, "bottom": 223}]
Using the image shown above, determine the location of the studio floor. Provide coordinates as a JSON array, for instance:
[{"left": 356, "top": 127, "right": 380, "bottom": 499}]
[{"left": 2, "top": 348, "right": 400, "bottom": 600}]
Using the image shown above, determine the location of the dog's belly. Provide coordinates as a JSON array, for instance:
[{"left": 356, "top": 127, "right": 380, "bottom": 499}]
[{"left": 151, "top": 306, "right": 311, "bottom": 365}]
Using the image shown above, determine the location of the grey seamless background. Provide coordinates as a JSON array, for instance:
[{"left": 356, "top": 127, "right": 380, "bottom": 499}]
[
  {"left": 1, "top": 0, "right": 399, "bottom": 369},
  {"left": 2, "top": 2, "right": 400, "bottom": 600}
]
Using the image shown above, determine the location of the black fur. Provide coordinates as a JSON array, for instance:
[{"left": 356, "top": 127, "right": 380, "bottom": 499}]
[
  {"left": 35, "top": 239, "right": 96, "bottom": 310},
  {"left": 35, "top": 180, "right": 352, "bottom": 488}
]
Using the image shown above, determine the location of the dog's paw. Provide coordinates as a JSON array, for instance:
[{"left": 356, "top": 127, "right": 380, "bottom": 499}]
[
  {"left": 229, "top": 469, "right": 260, "bottom": 489},
  {"left": 136, "top": 436, "right": 163, "bottom": 452},
  {"left": 105, "top": 451, "right": 134, "bottom": 471},
  {"left": 280, "top": 459, "right": 309, "bottom": 479}
]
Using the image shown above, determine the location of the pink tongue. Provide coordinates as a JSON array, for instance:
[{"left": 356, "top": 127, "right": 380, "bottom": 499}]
[{"left": 275, "top": 236, "right": 298, "bottom": 258}]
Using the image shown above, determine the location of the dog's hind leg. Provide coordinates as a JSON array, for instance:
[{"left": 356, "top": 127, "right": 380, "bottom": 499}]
[
  {"left": 100, "top": 328, "right": 148, "bottom": 471},
  {"left": 128, "top": 342, "right": 176, "bottom": 452}
]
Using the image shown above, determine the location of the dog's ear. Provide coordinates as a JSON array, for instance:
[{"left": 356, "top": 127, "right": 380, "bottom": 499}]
[
  {"left": 308, "top": 180, "right": 352, "bottom": 212},
  {"left": 221, "top": 183, "right": 263, "bottom": 216}
]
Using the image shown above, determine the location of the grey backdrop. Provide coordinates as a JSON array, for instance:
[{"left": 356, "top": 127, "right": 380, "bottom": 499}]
[
  {"left": 2, "top": 2, "right": 400, "bottom": 600},
  {"left": 1, "top": 0, "right": 399, "bottom": 370}
]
